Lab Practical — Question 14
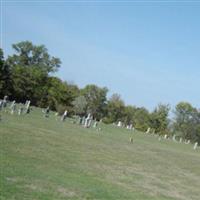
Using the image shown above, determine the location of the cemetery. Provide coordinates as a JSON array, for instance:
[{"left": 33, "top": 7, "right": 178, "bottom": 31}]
[
  {"left": 0, "top": 100, "right": 200, "bottom": 200},
  {"left": 1, "top": 2, "right": 200, "bottom": 199}
]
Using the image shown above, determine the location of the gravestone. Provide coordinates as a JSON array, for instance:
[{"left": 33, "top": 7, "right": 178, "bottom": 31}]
[
  {"left": 185, "top": 140, "right": 190, "bottom": 144},
  {"left": 117, "top": 121, "right": 122, "bottom": 127},
  {"left": 10, "top": 101, "right": 16, "bottom": 114},
  {"left": 2, "top": 95, "right": 8, "bottom": 108},
  {"left": 18, "top": 106, "right": 23, "bottom": 115},
  {"left": 193, "top": 142, "right": 198, "bottom": 150},
  {"left": 54, "top": 112, "right": 59, "bottom": 120},
  {"left": 84, "top": 113, "right": 92, "bottom": 128},
  {"left": 77, "top": 116, "right": 82, "bottom": 124},
  {"left": 0, "top": 100, "right": 3, "bottom": 110},
  {"left": 25, "top": 100, "right": 31, "bottom": 114},
  {"left": 88, "top": 119, "right": 92, "bottom": 128},
  {"left": 81, "top": 116, "right": 86, "bottom": 125},
  {"left": 146, "top": 128, "right": 151, "bottom": 134},
  {"left": 61, "top": 110, "right": 68, "bottom": 121},
  {"left": 44, "top": 106, "right": 50, "bottom": 118},
  {"left": 93, "top": 121, "right": 98, "bottom": 128},
  {"left": 10, "top": 100, "right": 15, "bottom": 109},
  {"left": 126, "top": 124, "right": 133, "bottom": 130},
  {"left": 172, "top": 135, "right": 176, "bottom": 142}
]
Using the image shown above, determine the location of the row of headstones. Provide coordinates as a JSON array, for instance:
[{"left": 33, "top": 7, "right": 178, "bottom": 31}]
[
  {"left": 78, "top": 113, "right": 99, "bottom": 128},
  {"left": 116, "top": 121, "right": 135, "bottom": 130},
  {"left": 43, "top": 108, "right": 99, "bottom": 129},
  {"left": 145, "top": 127, "right": 199, "bottom": 150},
  {"left": 1, "top": 99, "right": 99, "bottom": 130},
  {"left": 0, "top": 96, "right": 31, "bottom": 115},
  {"left": 125, "top": 125, "right": 198, "bottom": 150},
  {"left": 42, "top": 107, "right": 68, "bottom": 121},
  {"left": 147, "top": 128, "right": 199, "bottom": 150},
  {"left": 171, "top": 135, "right": 198, "bottom": 150}
]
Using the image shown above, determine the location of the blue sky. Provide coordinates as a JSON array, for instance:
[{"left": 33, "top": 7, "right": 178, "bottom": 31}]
[{"left": 2, "top": 1, "right": 200, "bottom": 111}]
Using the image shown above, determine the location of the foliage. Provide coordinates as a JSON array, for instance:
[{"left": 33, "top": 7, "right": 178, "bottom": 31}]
[
  {"left": 11, "top": 65, "right": 47, "bottom": 103},
  {"left": 72, "top": 96, "right": 87, "bottom": 115},
  {"left": 123, "top": 105, "right": 137, "bottom": 125},
  {"left": 7, "top": 41, "right": 61, "bottom": 73},
  {"left": 81, "top": 84, "right": 108, "bottom": 119},
  {"left": 1, "top": 41, "right": 199, "bottom": 142},
  {"left": 173, "top": 102, "right": 200, "bottom": 143},
  {"left": 0, "top": 48, "right": 12, "bottom": 98},
  {"left": 104, "top": 93, "right": 125, "bottom": 124},
  {"left": 150, "top": 104, "right": 170, "bottom": 135},
  {"left": 133, "top": 107, "right": 150, "bottom": 131}
]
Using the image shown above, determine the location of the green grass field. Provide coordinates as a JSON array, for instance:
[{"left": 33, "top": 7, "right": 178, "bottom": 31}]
[{"left": 0, "top": 107, "right": 200, "bottom": 200}]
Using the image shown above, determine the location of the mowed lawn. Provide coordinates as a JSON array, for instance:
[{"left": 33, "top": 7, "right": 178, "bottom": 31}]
[{"left": 0, "top": 108, "right": 200, "bottom": 200}]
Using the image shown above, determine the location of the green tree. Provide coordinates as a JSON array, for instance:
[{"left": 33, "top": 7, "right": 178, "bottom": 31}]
[
  {"left": 133, "top": 107, "right": 150, "bottom": 131},
  {"left": 7, "top": 41, "right": 61, "bottom": 73},
  {"left": 173, "top": 102, "right": 200, "bottom": 142},
  {"left": 104, "top": 93, "right": 125, "bottom": 123},
  {"left": 81, "top": 84, "right": 108, "bottom": 119},
  {"left": 72, "top": 96, "right": 87, "bottom": 115},
  {"left": 43, "top": 77, "right": 79, "bottom": 111},
  {"left": 6, "top": 41, "right": 62, "bottom": 104},
  {"left": 150, "top": 104, "right": 170, "bottom": 135},
  {"left": 0, "top": 48, "right": 12, "bottom": 98},
  {"left": 11, "top": 65, "right": 47, "bottom": 103},
  {"left": 123, "top": 105, "right": 137, "bottom": 125}
]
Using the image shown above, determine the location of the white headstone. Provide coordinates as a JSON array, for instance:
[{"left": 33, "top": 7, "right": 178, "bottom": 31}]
[
  {"left": 193, "top": 142, "right": 198, "bottom": 150},
  {"left": 81, "top": 117, "right": 85, "bottom": 125},
  {"left": 117, "top": 121, "right": 122, "bottom": 127},
  {"left": 146, "top": 128, "right": 150, "bottom": 134},
  {"left": 0, "top": 100, "right": 3, "bottom": 110},
  {"left": 10, "top": 101, "right": 16, "bottom": 114},
  {"left": 84, "top": 113, "right": 92, "bottom": 128},
  {"left": 93, "top": 121, "right": 98, "bottom": 128},
  {"left": 25, "top": 100, "right": 31, "bottom": 113},
  {"left": 2, "top": 95, "right": 8, "bottom": 108},
  {"left": 18, "top": 107, "right": 23, "bottom": 115},
  {"left": 61, "top": 110, "right": 68, "bottom": 121},
  {"left": 172, "top": 135, "right": 176, "bottom": 142},
  {"left": 185, "top": 140, "right": 190, "bottom": 144}
]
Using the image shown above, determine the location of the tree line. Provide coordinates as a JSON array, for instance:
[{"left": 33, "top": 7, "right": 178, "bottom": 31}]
[{"left": 0, "top": 41, "right": 199, "bottom": 143}]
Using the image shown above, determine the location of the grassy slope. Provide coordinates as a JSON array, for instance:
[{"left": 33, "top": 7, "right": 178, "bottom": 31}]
[{"left": 0, "top": 107, "right": 200, "bottom": 200}]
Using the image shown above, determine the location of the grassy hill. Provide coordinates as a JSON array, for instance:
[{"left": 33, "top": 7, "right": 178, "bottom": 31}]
[{"left": 0, "top": 107, "right": 200, "bottom": 200}]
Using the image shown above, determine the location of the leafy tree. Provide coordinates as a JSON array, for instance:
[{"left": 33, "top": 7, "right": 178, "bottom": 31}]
[
  {"left": 123, "top": 105, "right": 137, "bottom": 125},
  {"left": 11, "top": 65, "right": 47, "bottom": 103},
  {"left": 7, "top": 41, "right": 61, "bottom": 73},
  {"left": 133, "top": 107, "right": 150, "bottom": 131},
  {"left": 0, "top": 48, "right": 12, "bottom": 98},
  {"left": 72, "top": 96, "right": 87, "bottom": 115},
  {"left": 5, "top": 41, "right": 63, "bottom": 104},
  {"left": 43, "top": 77, "right": 78, "bottom": 111},
  {"left": 150, "top": 104, "right": 170, "bottom": 135},
  {"left": 81, "top": 84, "right": 108, "bottom": 119},
  {"left": 104, "top": 93, "right": 125, "bottom": 123},
  {"left": 173, "top": 102, "right": 200, "bottom": 142}
]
